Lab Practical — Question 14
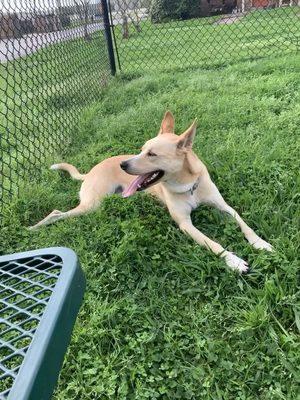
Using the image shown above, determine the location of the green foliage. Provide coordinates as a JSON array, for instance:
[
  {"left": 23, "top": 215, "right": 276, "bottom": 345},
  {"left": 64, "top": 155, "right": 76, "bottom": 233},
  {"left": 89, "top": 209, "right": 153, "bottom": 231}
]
[
  {"left": 150, "top": 0, "right": 202, "bottom": 23},
  {"left": 1, "top": 52, "right": 300, "bottom": 399}
]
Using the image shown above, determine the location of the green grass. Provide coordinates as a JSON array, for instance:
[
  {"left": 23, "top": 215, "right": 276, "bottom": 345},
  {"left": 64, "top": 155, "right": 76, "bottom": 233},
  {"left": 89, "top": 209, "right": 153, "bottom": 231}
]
[
  {"left": 1, "top": 52, "right": 299, "bottom": 399},
  {"left": 114, "top": 7, "right": 300, "bottom": 72}
]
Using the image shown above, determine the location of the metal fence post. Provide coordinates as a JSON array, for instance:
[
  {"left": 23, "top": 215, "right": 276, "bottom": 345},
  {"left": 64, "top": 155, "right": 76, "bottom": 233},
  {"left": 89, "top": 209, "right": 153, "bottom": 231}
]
[{"left": 102, "top": 0, "right": 116, "bottom": 76}]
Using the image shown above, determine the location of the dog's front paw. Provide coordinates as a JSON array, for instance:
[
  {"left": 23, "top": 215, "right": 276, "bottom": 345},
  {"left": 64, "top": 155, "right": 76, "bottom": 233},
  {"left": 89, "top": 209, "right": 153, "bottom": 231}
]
[
  {"left": 251, "top": 237, "right": 273, "bottom": 252},
  {"left": 223, "top": 252, "right": 249, "bottom": 274}
]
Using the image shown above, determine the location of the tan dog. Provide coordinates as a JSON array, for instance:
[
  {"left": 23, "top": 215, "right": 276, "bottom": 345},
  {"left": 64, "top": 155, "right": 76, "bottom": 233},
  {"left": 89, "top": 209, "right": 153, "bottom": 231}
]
[{"left": 29, "top": 112, "right": 273, "bottom": 273}]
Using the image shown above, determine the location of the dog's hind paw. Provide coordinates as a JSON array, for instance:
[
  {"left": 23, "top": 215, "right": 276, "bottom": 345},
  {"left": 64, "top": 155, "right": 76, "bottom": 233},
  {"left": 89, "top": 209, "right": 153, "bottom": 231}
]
[
  {"left": 251, "top": 237, "right": 273, "bottom": 252},
  {"left": 223, "top": 252, "right": 249, "bottom": 274}
]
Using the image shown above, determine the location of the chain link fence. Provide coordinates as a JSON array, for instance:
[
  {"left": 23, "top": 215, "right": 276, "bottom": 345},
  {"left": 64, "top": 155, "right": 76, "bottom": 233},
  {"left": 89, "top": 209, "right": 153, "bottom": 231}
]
[
  {"left": 1, "top": 0, "right": 299, "bottom": 215},
  {"left": 0, "top": 0, "right": 111, "bottom": 214},
  {"left": 109, "top": 0, "right": 300, "bottom": 72}
]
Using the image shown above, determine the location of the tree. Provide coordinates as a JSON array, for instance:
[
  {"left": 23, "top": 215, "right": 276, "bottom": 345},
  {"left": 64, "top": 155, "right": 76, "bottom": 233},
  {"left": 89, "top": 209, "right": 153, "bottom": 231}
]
[
  {"left": 114, "top": 0, "right": 144, "bottom": 39},
  {"left": 74, "top": 0, "right": 91, "bottom": 40}
]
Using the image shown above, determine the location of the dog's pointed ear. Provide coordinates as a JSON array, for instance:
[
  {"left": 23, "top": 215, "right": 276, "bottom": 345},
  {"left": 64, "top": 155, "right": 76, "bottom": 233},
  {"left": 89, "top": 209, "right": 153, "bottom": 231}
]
[
  {"left": 177, "top": 119, "right": 197, "bottom": 151},
  {"left": 158, "top": 111, "right": 175, "bottom": 135}
]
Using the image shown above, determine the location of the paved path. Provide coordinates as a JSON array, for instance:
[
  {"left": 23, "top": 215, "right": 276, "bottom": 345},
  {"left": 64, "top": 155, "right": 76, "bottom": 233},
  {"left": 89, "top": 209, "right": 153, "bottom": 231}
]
[{"left": 0, "top": 22, "right": 104, "bottom": 62}]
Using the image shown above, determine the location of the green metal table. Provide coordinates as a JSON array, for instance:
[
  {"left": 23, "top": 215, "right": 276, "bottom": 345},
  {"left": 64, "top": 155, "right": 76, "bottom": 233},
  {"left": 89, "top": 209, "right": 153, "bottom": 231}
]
[{"left": 0, "top": 247, "right": 85, "bottom": 400}]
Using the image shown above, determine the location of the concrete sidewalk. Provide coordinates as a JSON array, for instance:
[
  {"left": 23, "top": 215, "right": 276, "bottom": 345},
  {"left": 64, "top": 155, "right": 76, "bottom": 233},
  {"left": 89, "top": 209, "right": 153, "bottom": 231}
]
[{"left": 0, "top": 22, "right": 104, "bottom": 63}]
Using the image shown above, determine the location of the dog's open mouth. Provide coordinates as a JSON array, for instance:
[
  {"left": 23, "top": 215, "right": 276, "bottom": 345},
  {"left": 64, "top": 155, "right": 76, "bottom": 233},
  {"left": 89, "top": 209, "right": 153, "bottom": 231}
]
[{"left": 122, "top": 170, "right": 164, "bottom": 198}]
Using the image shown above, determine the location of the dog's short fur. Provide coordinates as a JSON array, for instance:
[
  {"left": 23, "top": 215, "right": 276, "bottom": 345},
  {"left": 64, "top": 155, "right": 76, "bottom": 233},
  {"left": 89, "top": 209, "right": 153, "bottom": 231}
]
[{"left": 29, "top": 112, "right": 273, "bottom": 272}]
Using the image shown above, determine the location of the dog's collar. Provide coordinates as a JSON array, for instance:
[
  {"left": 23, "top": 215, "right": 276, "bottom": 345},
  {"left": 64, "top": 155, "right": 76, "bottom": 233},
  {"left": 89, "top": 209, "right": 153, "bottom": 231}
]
[
  {"left": 164, "top": 176, "right": 201, "bottom": 195},
  {"left": 189, "top": 176, "right": 201, "bottom": 195}
]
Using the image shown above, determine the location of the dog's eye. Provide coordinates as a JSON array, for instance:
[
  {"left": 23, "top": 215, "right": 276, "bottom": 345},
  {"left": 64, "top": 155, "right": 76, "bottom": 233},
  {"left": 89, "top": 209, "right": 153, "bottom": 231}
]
[{"left": 148, "top": 151, "right": 157, "bottom": 157}]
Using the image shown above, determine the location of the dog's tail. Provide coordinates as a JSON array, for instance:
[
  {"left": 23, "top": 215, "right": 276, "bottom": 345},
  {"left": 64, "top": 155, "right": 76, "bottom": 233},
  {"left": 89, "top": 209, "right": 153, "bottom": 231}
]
[{"left": 50, "top": 163, "right": 86, "bottom": 181}]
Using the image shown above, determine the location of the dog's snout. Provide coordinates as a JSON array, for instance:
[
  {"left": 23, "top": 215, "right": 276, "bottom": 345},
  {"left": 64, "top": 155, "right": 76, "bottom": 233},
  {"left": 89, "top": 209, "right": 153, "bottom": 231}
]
[{"left": 120, "top": 161, "right": 129, "bottom": 171}]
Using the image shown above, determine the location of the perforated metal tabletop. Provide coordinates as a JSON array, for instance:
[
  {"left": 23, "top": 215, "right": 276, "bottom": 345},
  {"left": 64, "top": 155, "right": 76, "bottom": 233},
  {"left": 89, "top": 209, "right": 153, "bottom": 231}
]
[{"left": 0, "top": 248, "right": 85, "bottom": 400}]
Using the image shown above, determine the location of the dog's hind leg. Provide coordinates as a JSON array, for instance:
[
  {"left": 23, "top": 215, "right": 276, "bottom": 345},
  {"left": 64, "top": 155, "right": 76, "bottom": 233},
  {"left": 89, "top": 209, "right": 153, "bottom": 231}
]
[
  {"left": 28, "top": 158, "right": 125, "bottom": 230},
  {"left": 28, "top": 203, "right": 92, "bottom": 230},
  {"left": 28, "top": 171, "right": 116, "bottom": 230},
  {"left": 202, "top": 182, "right": 273, "bottom": 252}
]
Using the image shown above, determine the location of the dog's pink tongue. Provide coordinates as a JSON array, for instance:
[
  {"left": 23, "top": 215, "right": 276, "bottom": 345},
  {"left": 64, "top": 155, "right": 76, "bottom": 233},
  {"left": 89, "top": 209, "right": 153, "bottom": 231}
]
[{"left": 122, "top": 174, "right": 149, "bottom": 198}]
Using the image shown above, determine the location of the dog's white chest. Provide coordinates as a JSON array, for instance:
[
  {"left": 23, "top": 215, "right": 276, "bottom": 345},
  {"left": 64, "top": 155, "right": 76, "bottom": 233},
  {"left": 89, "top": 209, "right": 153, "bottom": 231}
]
[
  {"left": 187, "top": 192, "right": 199, "bottom": 210},
  {"left": 162, "top": 180, "right": 202, "bottom": 210}
]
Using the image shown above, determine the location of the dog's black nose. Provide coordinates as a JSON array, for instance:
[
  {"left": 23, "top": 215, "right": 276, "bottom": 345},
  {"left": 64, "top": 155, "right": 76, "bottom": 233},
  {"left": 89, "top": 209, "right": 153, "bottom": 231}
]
[{"left": 120, "top": 161, "right": 129, "bottom": 171}]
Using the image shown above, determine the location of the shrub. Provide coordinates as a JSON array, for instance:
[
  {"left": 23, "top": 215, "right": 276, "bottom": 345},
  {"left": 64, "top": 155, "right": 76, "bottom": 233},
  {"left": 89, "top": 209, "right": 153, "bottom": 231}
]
[
  {"left": 60, "top": 15, "right": 71, "bottom": 28},
  {"left": 150, "top": 0, "right": 202, "bottom": 23}
]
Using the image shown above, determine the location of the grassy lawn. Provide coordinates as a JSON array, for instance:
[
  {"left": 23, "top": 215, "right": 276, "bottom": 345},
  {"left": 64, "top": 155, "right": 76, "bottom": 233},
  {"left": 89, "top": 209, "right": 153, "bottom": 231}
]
[
  {"left": 1, "top": 51, "right": 299, "bottom": 398},
  {"left": 114, "top": 7, "right": 300, "bottom": 72}
]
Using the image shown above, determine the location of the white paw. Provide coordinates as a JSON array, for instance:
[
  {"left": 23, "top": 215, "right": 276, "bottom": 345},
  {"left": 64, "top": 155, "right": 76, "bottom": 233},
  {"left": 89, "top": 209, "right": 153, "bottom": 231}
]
[
  {"left": 27, "top": 225, "right": 38, "bottom": 231},
  {"left": 250, "top": 237, "right": 273, "bottom": 252},
  {"left": 223, "top": 252, "right": 249, "bottom": 273}
]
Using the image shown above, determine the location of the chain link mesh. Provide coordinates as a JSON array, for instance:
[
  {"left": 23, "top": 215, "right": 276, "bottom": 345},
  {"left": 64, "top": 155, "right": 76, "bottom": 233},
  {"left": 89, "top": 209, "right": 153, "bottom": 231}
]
[
  {"left": 0, "top": 0, "right": 111, "bottom": 214},
  {"left": 109, "top": 0, "right": 300, "bottom": 72},
  {"left": 0, "top": 254, "right": 62, "bottom": 397}
]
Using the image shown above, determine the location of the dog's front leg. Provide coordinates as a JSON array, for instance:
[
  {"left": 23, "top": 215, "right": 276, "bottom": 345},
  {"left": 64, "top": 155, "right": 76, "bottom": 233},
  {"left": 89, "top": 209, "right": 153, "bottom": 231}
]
[
  {"left": 180, "top": 219, "right": 248, "bottom": 273},
  {"left": 200, "top": 182, "right": 273, "bottom": 252},
  {"left": 170, "top": 207, "right": 249, "bottom": 273}
]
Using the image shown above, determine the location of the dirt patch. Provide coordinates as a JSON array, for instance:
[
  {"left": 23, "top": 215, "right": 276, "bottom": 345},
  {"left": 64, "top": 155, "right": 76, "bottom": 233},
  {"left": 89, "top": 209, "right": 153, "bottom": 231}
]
[{"left": 213, "top": 14, "right": 244, "bottom": 25}]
